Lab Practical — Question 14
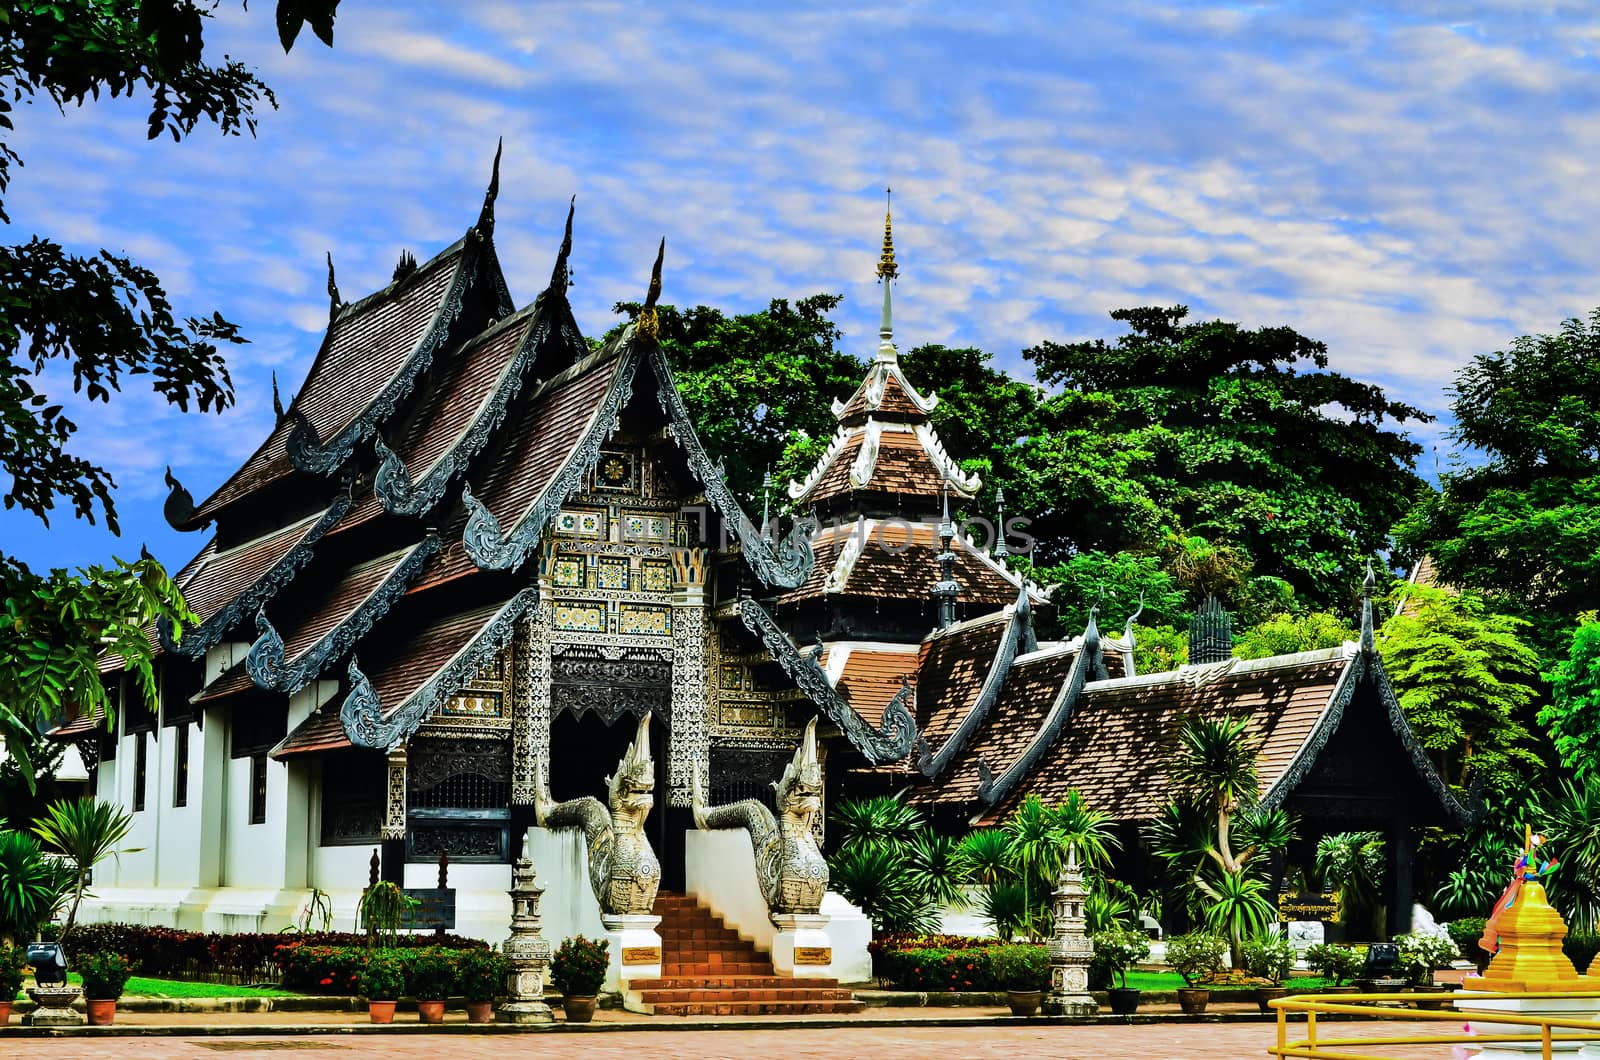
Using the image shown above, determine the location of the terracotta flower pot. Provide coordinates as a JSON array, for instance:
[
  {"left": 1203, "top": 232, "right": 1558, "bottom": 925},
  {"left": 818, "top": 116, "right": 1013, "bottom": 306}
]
[
  {"left": 1006, "top": 989, "right": 1042, "bottom": 1017},
  {"left": 465, "top": 1001, "right": 495, "bottom": 1024},
  {"left": 0, "top": 1000, "right": 12, "bottom": 1026},
  {"left": 416, "top": 1000, "right": 446, "bottom": 1024},
  {"left": 1107, "top": 987, "right": 1141, "bottom": 1015},
  {"left": 85, "top": 999, "right": 117, "bottom": 1026},
  {"left": 368, "top": 1000, "right": 397, "bottom": 1024},
  {"left": 1256, "top": 986, "right": 1288, "bottom": 1013},
  {"left": 1177, "top": 987, "right": 1210, "bottom": 1014},
  {"left": 562, "top": 995, "right": 598, "bottom": 1023}
]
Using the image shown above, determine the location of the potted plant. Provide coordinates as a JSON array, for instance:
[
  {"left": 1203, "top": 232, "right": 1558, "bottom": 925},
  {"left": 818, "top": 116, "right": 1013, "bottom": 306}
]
[
  {"left": 1166, "top": 932, "right": 1227, "bottom": 1014},
  {"left": 1305, "top": 943, "right": 1362, "bottom": 993},
  {"left": 457, "top": 947, "right": 507, "bottom": 1024},
  {"left": 76, "top": 951, "right": 132, "bottom": 1025},
  {"left": 1242, "top": 933, "right": 1295, "bottom": 1011},
  {"left": 988, "top": 944, "right": 1048, "bottom": 1016},
  {"left": 1396, "top": 932, "right": 1459, "bottom": 1008},
  {"left": 407, "top": 948, "right": 456, "bottom": 1024},
  {"left": 1093, "top": 923, "right": 1151, "bottom": 1015},
  {"left": 0, "top": 944, "right": 25, "bottom": 1025},
  {"left": 359, "top": 953, "right": 404, "bottom": 1024},
  {"left": 550, "top": 935, "right": 608, "bottom": 1023}
]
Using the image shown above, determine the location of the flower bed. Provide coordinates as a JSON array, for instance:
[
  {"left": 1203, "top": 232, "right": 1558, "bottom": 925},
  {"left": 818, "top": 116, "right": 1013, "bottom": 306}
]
[
  {"left": 875, "top": 943, "right": 1047, "bottom": 992},
  {"left": 274, "top": 943, "right": 482, "bottom": 996},
  {"left": 42, "top": 923, "right": 484, "bottom": 985}
]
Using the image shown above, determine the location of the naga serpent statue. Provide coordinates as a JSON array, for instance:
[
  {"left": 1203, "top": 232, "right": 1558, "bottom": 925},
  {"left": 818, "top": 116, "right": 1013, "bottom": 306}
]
[
  {"left": 534, "top": 712, "right": 661, "bottom": 916},
  {"left": 691, "top": 716, "right": 828, "bottom": 915}
]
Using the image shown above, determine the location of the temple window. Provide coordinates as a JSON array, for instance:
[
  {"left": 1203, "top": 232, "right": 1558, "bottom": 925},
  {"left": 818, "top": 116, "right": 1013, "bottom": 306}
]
[
  {"left": 173, "top": 724, "right": 189, "bottom": 808},
  {"left": 249, "top": 753, "right": 268, "bottom": 825}
]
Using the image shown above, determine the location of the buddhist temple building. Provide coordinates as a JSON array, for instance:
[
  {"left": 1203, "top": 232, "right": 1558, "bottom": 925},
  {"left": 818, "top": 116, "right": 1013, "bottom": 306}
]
[{"left": 51, "top": 170, "right": 1465, "bottom": 958}]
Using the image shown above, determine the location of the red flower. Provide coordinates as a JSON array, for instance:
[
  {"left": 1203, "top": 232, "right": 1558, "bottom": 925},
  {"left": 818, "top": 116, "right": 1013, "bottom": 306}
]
[{"left": 320, "top": 977, "right": 333, "bottom": 986}]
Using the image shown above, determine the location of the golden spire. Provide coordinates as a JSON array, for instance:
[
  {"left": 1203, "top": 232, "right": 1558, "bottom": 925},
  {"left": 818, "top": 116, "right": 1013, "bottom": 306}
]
[{"left": 876, "top": 187, "right": 898, "bottom": 281}]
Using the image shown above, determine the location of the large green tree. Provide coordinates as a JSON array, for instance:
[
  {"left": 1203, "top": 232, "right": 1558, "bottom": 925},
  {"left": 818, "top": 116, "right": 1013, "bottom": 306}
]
[
  {"left": 1023, "top": 306, "right": 1430, "bottom": 607},
  {"left": 613, "top": 296, "right": 865, "bottom": 508},
  {"left": 0, "top": 1, "right": 336, "bottom": 781},
  {"left": 1377, "top": 583, "right": 1546, "bottom": 794},
  {"left": 1395, "top": 309, "right": 1600, "bottom": 658},
  {"left": 1541, "top": 618, "right": 1600, "bottom": 781}
]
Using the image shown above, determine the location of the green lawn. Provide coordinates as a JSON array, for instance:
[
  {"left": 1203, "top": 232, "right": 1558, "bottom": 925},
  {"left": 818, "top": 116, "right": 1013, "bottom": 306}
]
[
  {"left": 12, "top": 974, "right": 298, "bottom": 1001},
  {"left": 1119, "top": 971, "right": 1330, "bottom": 992}
]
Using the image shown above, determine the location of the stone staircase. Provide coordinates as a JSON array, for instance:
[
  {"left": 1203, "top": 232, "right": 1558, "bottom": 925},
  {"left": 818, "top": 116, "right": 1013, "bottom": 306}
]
[{"left": 624, "top": 892, "right": 863, "bottom": 1016}]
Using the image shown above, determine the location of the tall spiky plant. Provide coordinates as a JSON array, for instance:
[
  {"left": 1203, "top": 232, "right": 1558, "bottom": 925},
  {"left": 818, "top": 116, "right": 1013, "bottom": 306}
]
[{"left": 32, "top": 798, "right": 138, "bottom": 942}]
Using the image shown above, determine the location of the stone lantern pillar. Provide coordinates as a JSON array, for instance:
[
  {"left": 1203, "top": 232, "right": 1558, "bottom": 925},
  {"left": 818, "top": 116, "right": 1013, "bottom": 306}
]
[
  {"left": 1044, "top": 847, "right": 1097, "bottom": 1016},
  {"left": 497, "top": 835, "right": 553, "bottom": 1024}
]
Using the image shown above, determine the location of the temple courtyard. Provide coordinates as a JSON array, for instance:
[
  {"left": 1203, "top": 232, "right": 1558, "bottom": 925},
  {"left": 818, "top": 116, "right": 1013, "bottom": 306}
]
[{"left": 4, "top": 1018, "right": 1455, "bottom": 1059}]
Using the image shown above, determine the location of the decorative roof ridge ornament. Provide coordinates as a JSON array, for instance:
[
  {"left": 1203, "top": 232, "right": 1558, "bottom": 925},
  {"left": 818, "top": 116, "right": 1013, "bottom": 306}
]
[
  {"left": 788, "top": 425, "right": 851, "bottom": 500},
  {"left": 919, "top": 584, "right": 1031, "bottom": 780},
  {"left": 549, "top": 195, "right": 575, "bottom": 293},
  {"left": 637, "top": 238, "right": 665, "bottom": 340},
  {"left": 876, "top": 186, "right": 898, "bottom": 365},
  {"left": 162, "top": 465, "right": 204, "bottom": 531},
  {"left": 392, "top": 249, "right": 418, "bottom": 283},
  {"left": 1188, "top": 592, "right": 1233, "bottom": 665},
  {"left": 976, "top": 627, "right": 1097, "bottom": 808},
  {"left": 325, "top": 252, "right": 342, "bottom": 322},
  {"left": 932, "top": 477, "right": 961, "bottom": 630},
  {"left": 477, "top": 137, "right": 502, "bottom": 239},
  {"left": 271, "top": 372, "right": 285, "bottom": 423},
  {"left": 1360, "top": 558, "right": 1377, "bottom": 654},
  {"left": 992, "top": 487, "right": 1009, "bottom": 559},
  {"left": 913, "top": 422, "right": 981, "bottom": 494}
]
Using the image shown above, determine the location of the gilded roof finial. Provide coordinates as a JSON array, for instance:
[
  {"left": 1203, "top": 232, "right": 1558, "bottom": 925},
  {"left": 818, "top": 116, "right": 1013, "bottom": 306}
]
[
  {"left": 876, "top": 187, "right": 898, "bottom": 281},
  {"left": 549, "top": 195, "right": 575, "bottom": 292},
  {"left": 638, "top": 238, "right": 665, "bottom": 340},
  {"left": 325, "top": 252, "right": 341, "bottom": 321},
  {"left": 478, "top": 137, "right": 502, "bottom": 237}
]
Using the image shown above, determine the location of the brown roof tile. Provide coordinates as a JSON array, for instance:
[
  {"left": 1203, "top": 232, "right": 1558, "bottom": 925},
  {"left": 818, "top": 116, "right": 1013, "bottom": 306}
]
[
  {"left": 827, "top": 645, "right": 921, "bottom": 728},
  {"left": 915, "top": 645, "right": 1080, "bottom": 806},
  {"left": 781, "top": 520, "right": 1023, "bottom": 609},
  {"left": 191, "top": 244, "right": 465, "bottom": 523},
  {"left": 981, "top": 654, "right": 1350, "bottom": 823},
  {"left": 836, "top": 366, "right": 933, "bottom": 426},
  {"left": 914, "top": 610, "right": 1013, "bottom": 752},
  {"left": 177, "top": 513, "right": 328, "bottom": 628},
  {"left": 472, "top": 348, "right": 625, "bottom": 533}
]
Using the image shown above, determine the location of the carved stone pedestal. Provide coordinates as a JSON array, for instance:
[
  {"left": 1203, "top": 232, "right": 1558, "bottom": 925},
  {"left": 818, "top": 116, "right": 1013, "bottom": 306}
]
[
  {"left": 1044, "top": 850, "right": 1097, "bottom": 1017},
  {"left": 24, "top": 984, "right": 84, "bottom": 1026},
  {"left": 603, "top": 913, "right": 663, "bottom": 993},
  {"left": 497, "top": 840, "right": 553, "bottom": 1025},
  {"left": 771, "top": 913, "right": 834, "bottom": 978}
]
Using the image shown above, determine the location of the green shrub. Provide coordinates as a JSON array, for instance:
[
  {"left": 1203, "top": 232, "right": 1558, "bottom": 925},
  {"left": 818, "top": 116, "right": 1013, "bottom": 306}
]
[
  {"left": 0, "top": 943, "right": 26, "bottom": 999},
  {"left": 1564, "top": 934, "right": 1600, "bottom": 975},
  {"left": 1394, "top": 932, "right": 1459, "bottom": 985},
  {"left": 1166, "top": 932, "right": 1227, "bottom": 986},
  {"left": 985, "top": 945, "right": 1049, "bottom": 991},
  {"left": 1091, "top": 924, "right": 1150, "bottom": 989},
  {"left": 550, "top": 936, "right": 608, "bottom": 997},
  {"left": 1304, "top": 943, "right": 1363, "bottom": 986},
  {"left": 457, "top": 947, "right": 508, "bottom": 1003},
  {"left": 1447, "top": 918, "right": 1492, "bottom": 971},
  {"left": 76, "top": 951, "right": 133, "bottom": 1000},
  {"left": 1241, "top": 933, "right": 1295, "bottom": 985},
  {"left": 405, "top": 948, "right": 457, "bottom": 1000},
  {"left": 272, "top": 943, "right": 484, "bottom": 995},
  {"left": 359, "top": 954, "right": 404, "bottom": 1001}
]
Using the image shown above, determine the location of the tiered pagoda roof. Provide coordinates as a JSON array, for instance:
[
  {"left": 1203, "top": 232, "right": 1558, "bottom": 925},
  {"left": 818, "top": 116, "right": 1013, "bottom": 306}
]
[{"left": 86, "top": 167, "right": 929, "bottom": 766}]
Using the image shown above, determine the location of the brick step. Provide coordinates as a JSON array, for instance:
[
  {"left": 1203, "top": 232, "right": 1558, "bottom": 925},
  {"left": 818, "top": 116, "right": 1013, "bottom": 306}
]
[
  {"left": 628, "top": 976, "right": 841, "bottom": 991},
  {"left": 666, "top": 947, "right": 763, "bottom": 959},
  {"left": 636, "top": 988, "right": 857, "bottom": 1003},
  {"left": 659, "top": 929, "right": 745, "bottom": 941},
  {"left": 644, "top": 1000, "right": 865, "bottom": 1017},
  {"left": 663, "top": 963, "right": 775, "bottom": 976}
]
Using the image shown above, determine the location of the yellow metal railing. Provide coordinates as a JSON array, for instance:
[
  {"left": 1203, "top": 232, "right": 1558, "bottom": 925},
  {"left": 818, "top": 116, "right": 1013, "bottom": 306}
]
[{"left": 1270, "top": 990, "right": 1600, "bottom": 1060}]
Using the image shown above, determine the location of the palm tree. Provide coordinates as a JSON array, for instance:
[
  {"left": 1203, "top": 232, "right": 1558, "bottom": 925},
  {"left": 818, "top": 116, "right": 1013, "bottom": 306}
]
[
  {"left": 1047, "top": 789, "right": 1121, "bottom": 872},
  {"left": 32, "top": 797, "right": 138, "bottom": 942},
  {"left": 1543, "top": 775, "right": 1600, "bottom": 933},
  {"left": 1148, "top": 715, "right": 1294, "bottom": 967},
  {"left": 905, "top": 829, "right": 969, "bottom": 910},
  {"left": 956, "top": 828, "right": 1012, "bottom": 887},
  {"left": 0, "top": 829, "right": 72, "bottom": 946},
  {"left": 1315, "top": 831, "right": 1386, "bottom": 938},
  {"left": 831, "top": 795, "right": 924, "bottom": 855}
]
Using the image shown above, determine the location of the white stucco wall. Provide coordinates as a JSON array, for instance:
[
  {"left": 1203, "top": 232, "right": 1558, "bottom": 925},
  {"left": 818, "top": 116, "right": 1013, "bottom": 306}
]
[{"left": 527, "top": 826, "right": 607, "bottom": 947}]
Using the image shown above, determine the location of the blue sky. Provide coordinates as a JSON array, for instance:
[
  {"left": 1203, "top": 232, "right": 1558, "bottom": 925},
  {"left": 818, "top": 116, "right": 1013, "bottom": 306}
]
[{"left": 5, "top": 2, "right": 1599, "bottom": 573}]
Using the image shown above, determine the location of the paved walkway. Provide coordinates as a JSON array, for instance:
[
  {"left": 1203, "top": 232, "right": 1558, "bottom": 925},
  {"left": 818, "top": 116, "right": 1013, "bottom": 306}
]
[{"left": 2, "top": 1020, "right": 1456, "bottom": 1059}]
